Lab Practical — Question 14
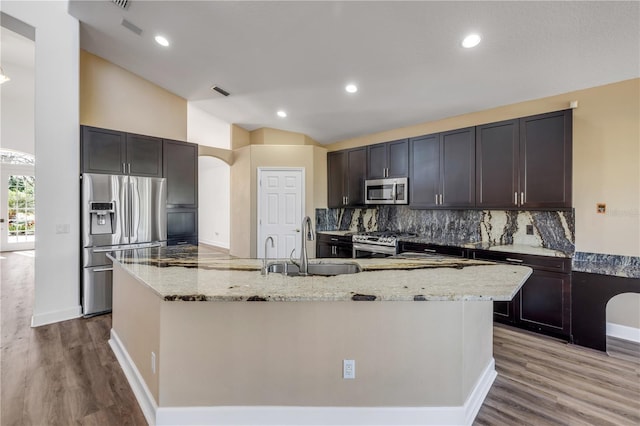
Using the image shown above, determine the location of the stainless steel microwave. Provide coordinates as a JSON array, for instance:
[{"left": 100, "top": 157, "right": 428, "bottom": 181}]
[{"left": 364, "top": 177, "right": 408, "bottom": 205}]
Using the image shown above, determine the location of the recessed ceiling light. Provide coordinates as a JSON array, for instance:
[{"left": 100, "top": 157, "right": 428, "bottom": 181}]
[
  {"left": 155, "top": 35, "right": 170, "bottom": 47},
  {"left": 462, "top": 34, "right": 481, "bottom": 48},
  {"left": 277, "top": 110, "right": 287, "bottom": 118},
  {"left": 345, "top": 84, "right": 358, "bottom": 93}
]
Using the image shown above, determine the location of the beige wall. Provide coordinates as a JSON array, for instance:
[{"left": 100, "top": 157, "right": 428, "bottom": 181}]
[
  {"left": 327, "top": 79, "right": 640, "bottom": 258},
  {"left": 229, "top": 126, "right": 327, "bottom": 257},
  {"left": 159, "top": 300, "right": 492, "bottom": 407},
  {"left": 250, "top": 127, "right": 320, "bottom": 146},
  {"left": 79, "top": 50, "right": 187, "bottom": 140},
  {"left": 608, "top": 293, "right": 640, "bottom": 330}
]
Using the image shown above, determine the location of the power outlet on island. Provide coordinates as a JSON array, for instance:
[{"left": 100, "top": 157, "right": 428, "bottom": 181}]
[
  {"left": 526, "top": 225, "right": 534, "bottom": 235},
  {"left": 343, "top": 359, "right": 355, "bottom": 379}
]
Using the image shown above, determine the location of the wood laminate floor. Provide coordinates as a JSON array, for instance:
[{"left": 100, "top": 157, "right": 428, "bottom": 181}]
[{"left": 1, "top": 250, "right": 639, "bottom": 425}]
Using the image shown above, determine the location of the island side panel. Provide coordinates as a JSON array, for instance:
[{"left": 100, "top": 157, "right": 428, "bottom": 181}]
[
  {"left": 157, "top": 300, "right": 493, "bottom": 408},
  {"left": 462, "top": 301, "right": 494, "bottom": 397},
  {"left": 112, "top": 263, "right": 162, "bottom": 404}
]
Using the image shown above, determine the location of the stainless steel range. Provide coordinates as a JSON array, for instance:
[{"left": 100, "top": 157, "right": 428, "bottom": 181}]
[{"left": 352, "top": 231, "right": 416, "bottom": 258}]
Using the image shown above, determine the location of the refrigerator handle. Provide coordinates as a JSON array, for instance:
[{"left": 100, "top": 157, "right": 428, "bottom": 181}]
[
  {"left": 122, "top": 178, "right": 130, "bottom": 243},
  {"left": 130, "top": 179, "right": 139, "bottom": 243}
]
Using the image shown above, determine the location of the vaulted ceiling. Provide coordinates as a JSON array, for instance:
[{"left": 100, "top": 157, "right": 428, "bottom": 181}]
[{"left": 69, "top": 1, "right": 639, "bottom": 144}]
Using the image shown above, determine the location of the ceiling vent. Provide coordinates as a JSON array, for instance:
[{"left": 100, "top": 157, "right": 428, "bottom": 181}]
[
  {"left": 111, "top": 0, "right": 130, "bottom": 10},
  {"left": 121, "top": 18, "right": 142, "bottom": 36},
  {"left": 211, "top": 85, "right": 230, "bottom": 97}
]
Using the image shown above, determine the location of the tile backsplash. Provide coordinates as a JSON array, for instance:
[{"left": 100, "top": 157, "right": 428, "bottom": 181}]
[{"left": 316, "top": 206, "right": 575, "bottom": 255}]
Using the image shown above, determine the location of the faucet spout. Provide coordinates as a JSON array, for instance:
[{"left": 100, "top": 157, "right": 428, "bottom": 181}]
[
  {"left": 299, "top": 216, "right": 315, "bottom": 275},
  {"left": 262, "top": 236, "right": 274, "bottom": 275}
]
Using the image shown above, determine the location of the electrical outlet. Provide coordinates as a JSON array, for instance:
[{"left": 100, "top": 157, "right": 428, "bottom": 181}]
[
  {"left": 597, "top": 203, "right": 606, "bottom": 214},
  {"left": 151, "top": 352, "right": 156, "bottom": 374},
  {"left": 526, "top": 225, "right": 534, "bottom": 235},
  {"left": 343, "top": 359, "right": 355, "bottom": 379}
]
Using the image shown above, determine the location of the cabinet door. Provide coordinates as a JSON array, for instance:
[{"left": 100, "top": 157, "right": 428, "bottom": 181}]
[
  {"left": 519, "top": 110, "right": 572, "bottom": 208},
  {"left": 476, "top": 120, "right": 519, "bottom": 208},
  {"left": 327, "top": 151, "right": 346, "bottom": 208},
  {"left": 409, "top": 134, "right": 440, "bottom": 208},
  {"left": 440, "top": 127, "right": 475, "bottom": 207},
  {"left": 167, "top": 207, "right": 198, "bottom": 242},
  {"left": 367, "top": 143, "right": 387, "bottom": 179},
  {"left": 81, "top": 126, "right": 126, "bottom": 174},
  {"left": 387, "top": 139, "right": 409, "bottom": 178},
  {"left": 163, "top": 140, "right": 198, "bottom": 207},
  {"left": 316, "top": 242, "right": 334, "bottom": 258},
  {"left": 493, "top": 300, "right": 516, "bottom": 323},
  {"left": 517, "top": 269, "right": 571, "bottom": 338},
  {"left": 346, "top": 148, "right": 366, "bottom": 206},
  {"left": 126, "top": 134, "right": 163, "bottom": 177}
]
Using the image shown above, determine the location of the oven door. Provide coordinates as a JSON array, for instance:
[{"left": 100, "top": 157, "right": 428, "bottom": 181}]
[{"left": 352, "top": 243, "right": 397, "bottom": 258}]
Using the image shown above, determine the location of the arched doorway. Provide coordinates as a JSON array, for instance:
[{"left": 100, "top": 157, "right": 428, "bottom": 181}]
[{"left": 0, "top": 149, "right": 35, "bottom": 251}]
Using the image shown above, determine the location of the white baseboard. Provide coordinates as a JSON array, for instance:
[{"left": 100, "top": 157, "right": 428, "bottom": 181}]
[
  {"left": 198, "top": 239, "right": 230, "bottom": 251},
  {"left": 606, "top": 322, "right": 640, "bottom": 343},
  {"left": 153, "top": 359, "right": 496, "bottom": 426},
  {"left": 31, "top": 305, "right": 82, "bottom": 327},
  {"left": 109, "top": 329, "right": 158, "bottom": 426},
  {"left": 111, "top": 328, "right": 495, "bottom": 426}
]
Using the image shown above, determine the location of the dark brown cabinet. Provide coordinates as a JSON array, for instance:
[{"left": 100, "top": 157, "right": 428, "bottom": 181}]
[
  {"left": 367, "top": 139, "right": 409, "bottom": 179},
  {"left": 470, "top": 249, "right": 571, "bottom": 340},
  {"left": 409, "top": 127, "right": 475, "bottom": 208},
  {"left": 316, "top": 233, "right": 353, "bottom": 258},
  {"left": 476, "top": 110, "right": 572, "bottom": 209},
  {"left": 163, "top": 139, "right": 198, "bottom": 208},
  {"left": 519, "top": 110, "right": 572, "bottom": 209},
  {"left": 81, "top": 126, "right": 162, "bottom": 177},
  {"left": 327, "top": 148, "right": 366, "bottom": 208},
  {"left": 476, "top": 119, "right": 519, "bottom": 208},
  {"left": 163, "top": 139, "right": 198, "bottom": 246},
  {"left": 399, "top": 241, "right": 467, "bottom": 258}
]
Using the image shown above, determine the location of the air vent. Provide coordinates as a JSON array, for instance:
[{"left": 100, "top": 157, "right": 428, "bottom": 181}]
[
  {"left": 111, "top": 0, "right": 129, "bottom": 10},
  {"left": 121, "top": 19, "right": 142, "bottom": 36},
  {"left": 210, "top": 85, "right": 230, "bottom": 97}
]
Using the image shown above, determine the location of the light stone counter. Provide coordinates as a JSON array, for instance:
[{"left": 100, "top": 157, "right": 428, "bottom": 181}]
[{"left": 108, "top": 246, "right": 532, "bottom": 303}]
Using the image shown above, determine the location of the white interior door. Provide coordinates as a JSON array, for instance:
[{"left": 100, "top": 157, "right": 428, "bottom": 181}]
[
  {"left": 257, "top": 168, "right": 304, "bottom": 259},
  {"left": 0, "top": 164, "right": 36, "bottom": 252}
]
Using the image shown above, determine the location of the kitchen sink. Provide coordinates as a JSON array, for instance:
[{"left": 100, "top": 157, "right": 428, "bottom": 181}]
[{"left": 265, "top": 261, "right": 361, "bottom": 276}]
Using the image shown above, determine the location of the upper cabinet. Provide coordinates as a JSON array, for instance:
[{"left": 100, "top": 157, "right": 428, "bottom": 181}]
[
  {"left": 519, "top": 110, "right": 572, "bottom": 209},
  {"left": 81, "top": 125, "right": 162, "bottom": 177},
  {"left": 367, "top": 139, "right": 409, "bottom": 179},
  {"left": 410, "top": 127, "right": 475, "bottom": 208},
  {"left": 476, "top": 110, "right": 572, "bottom": 209},
  {"left": 327, "top": 147, "right": 367, "bottom": 208},
  {"left": 163, "top": 139, "right": 198, "bottom": 208}
]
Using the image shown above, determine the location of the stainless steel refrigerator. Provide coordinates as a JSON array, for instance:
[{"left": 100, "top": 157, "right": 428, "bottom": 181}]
[{"left": 81, "top": 173, "right": 167, "bottom": 316}]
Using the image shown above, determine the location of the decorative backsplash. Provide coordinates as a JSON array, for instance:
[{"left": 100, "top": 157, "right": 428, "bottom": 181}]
[{"left": 316, "top": 206, "right": 575, "bottom": 255}]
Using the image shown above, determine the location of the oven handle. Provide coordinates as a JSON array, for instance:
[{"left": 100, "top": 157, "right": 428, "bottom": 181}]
[{"left": 352, "top": 242, "right": 397, "bottom": 258}]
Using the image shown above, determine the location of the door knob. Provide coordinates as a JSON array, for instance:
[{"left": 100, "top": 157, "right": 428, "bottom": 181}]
[
  {"left": 295, "top": 229, "right": 300, "bottom": 232},
  {"left": 0, "top": 218, "right": 4, "bottom": 223}
]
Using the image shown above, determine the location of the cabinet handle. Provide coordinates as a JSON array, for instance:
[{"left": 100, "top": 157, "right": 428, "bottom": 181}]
[
  {"left": 514, "top": 192, "right": 518, "bottom": 205},
  {"left": 435, "top": 194, "right": 438, "bottom": 205},
  {"left": 506, "top": 258, "right": 524, "bottom": 263},
  {"left": 439, "top": 194, "right": 443, "bottom": 205},
  {"left": 345, "top": 196, "right": 349, "bottom": 205},
  {"left": 423, "top": 248, "right": 436, "bottom": 253},
  {"left": 128, "top": 163, "right": 131, "bottom": 174},
  {"left": 330, "top": 238, "right": 338, "bottom": 241},
  {"left": 521, "top": 192, "right": 525, "bottom": 205},
  {"left": 122, "top": 163, "right": 126, "bottom": 173}
]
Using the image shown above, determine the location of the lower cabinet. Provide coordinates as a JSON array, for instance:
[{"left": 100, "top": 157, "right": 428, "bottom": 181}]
[
  {"left": 399, "top": 241, "right": 467, "bottom": 258},
  {"left": 316, "top": 233, "right": 353, "bottom": 258},
  {"left": 470, "top": 249, "right": 572, "bottom": 340},
  {"left": 167, "top": 208, "right": 198, "bottom": 246}
]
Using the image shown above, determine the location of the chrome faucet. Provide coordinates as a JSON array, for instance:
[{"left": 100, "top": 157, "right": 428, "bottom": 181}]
[
  {"left": 298, "top": 216, "right": 315, "bottom": 275},
  {"left": 262, "top": 236, "right": 274, "bottom": 275}
]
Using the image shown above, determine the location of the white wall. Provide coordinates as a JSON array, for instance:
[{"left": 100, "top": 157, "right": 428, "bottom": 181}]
[
  {"left": 1, "top": 1, "right": 81, "bottom": 326},
  {"left": 0, "top": 27, "right": 35, "bottom": 155},
  {"left": 187, "top": 103, "right": 231, "bottom": 249}
]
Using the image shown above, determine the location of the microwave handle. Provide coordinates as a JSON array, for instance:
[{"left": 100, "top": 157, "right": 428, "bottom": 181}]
[{"left": 392, "top": 182, "right": 398, "bottom": 202}]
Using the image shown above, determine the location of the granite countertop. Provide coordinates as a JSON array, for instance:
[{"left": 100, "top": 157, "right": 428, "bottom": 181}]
[
  {"left": 108, "top": 246, "right": 532, "bottom": 303},
  {"left": 317, "top": 232, "right": 572, "bottom": 258}
]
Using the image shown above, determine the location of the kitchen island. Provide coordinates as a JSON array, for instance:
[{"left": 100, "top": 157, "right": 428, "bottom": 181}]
[{"left": 108, "top": 246, "right": 531, "bottom": 426}]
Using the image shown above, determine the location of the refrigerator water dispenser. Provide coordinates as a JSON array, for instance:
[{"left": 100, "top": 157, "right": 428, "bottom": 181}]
[{"left": 89, "top": 202, "right": 115, "bottom": 235}]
